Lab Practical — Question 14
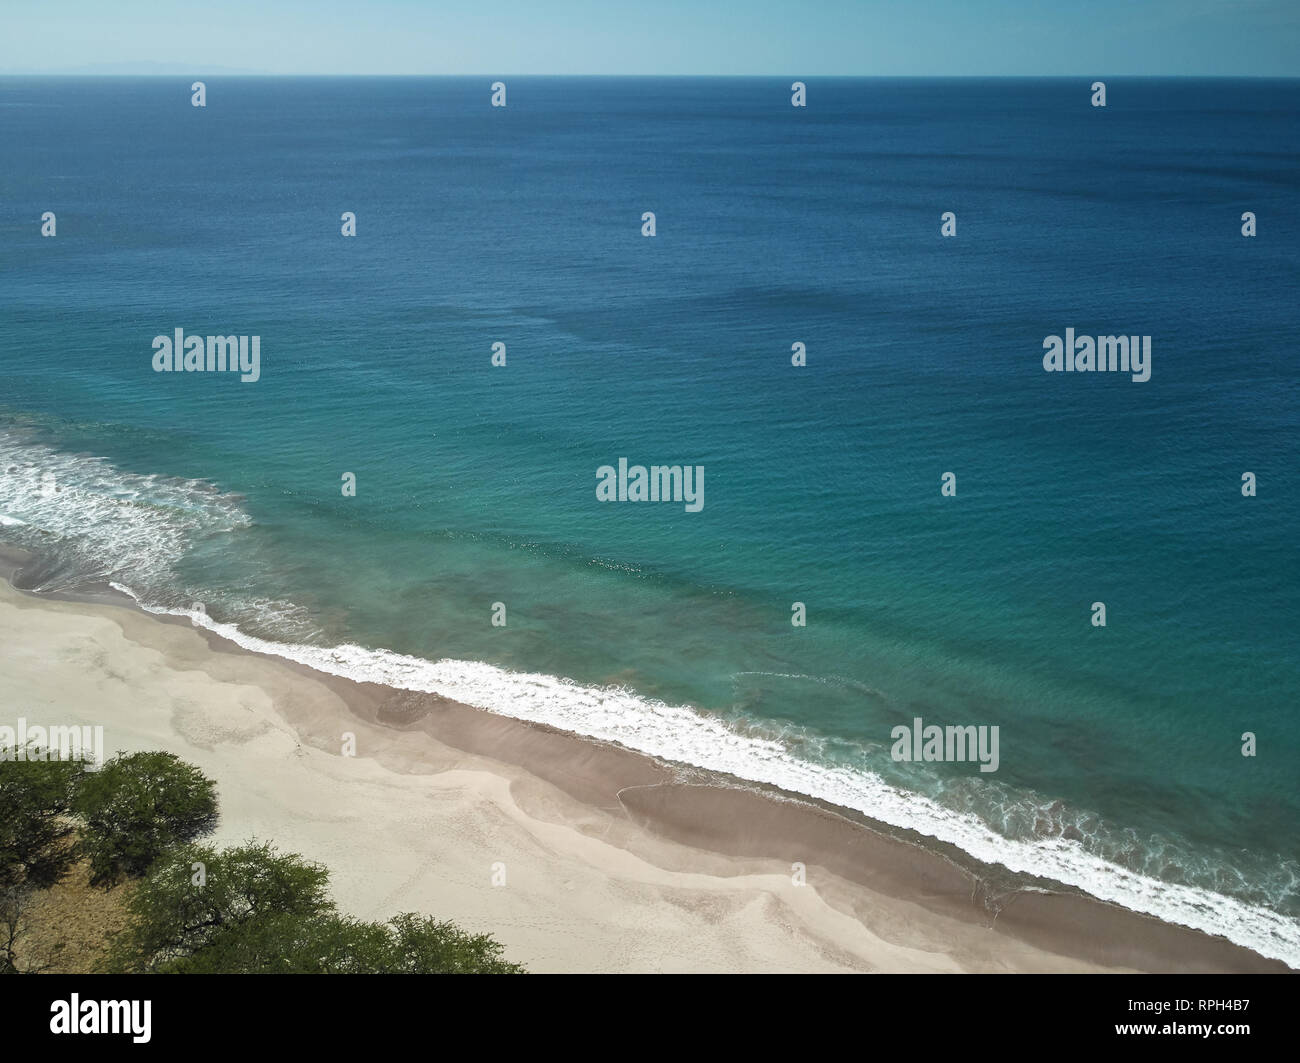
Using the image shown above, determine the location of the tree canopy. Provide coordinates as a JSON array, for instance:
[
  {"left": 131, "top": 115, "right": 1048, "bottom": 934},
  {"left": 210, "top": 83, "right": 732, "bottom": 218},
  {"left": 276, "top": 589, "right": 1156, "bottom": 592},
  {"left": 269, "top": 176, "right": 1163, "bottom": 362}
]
[
  {"left": 73, "top": 751, "right": 219, "bottom": 886},
  {"left": 0, "top": 750, "right": 87, "bottom": 891},
  {"left": 106, "top": 841, "right": 524, "bottom": 974},
  {"left": 4, "top": 747, "right": 524, "bottom": 974}
]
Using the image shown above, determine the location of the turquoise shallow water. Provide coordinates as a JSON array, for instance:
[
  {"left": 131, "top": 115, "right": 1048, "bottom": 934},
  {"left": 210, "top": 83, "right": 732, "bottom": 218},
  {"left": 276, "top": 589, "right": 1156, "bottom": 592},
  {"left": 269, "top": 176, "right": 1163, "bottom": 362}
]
[{"left": 1, "top": 77, "right": 1297, "bottom": 962}]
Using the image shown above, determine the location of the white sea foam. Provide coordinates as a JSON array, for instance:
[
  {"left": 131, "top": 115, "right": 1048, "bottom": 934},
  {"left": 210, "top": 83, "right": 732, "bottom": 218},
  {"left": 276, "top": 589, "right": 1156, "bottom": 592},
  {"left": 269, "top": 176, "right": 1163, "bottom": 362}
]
[{"left": 0, "top": 433, "right": 249, "bottom": 592}]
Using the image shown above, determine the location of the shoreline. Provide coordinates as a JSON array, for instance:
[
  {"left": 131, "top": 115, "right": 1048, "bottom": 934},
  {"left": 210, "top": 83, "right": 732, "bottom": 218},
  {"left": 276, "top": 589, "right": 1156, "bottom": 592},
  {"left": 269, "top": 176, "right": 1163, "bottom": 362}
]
[{"left": 0, "top": 542, "right": 1288, "bottom": 973}]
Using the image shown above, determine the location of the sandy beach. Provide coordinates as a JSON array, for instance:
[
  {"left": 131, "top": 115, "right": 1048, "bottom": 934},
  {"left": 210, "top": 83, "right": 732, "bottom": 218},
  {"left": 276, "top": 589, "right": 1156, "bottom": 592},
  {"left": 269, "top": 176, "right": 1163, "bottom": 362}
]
[{"left": 0, "top": 546, "right": 1285, "bottom": 973}]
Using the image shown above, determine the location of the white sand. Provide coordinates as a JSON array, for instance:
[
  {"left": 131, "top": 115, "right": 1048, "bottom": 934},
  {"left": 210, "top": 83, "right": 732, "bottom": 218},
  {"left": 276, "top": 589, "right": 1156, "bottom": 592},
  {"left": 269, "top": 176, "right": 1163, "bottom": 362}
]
[{"left": 0, "top": 580, "right": 1119, "bottom": 973}]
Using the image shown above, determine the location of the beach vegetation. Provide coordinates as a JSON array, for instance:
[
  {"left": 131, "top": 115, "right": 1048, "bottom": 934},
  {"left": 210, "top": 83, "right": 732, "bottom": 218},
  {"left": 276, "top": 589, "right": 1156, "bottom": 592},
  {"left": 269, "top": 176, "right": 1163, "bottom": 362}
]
[
  {"left": 105, "top": 840, "right": 525, "bottom": 974},
  {"left": 73, "top": 751, "right": 219, "bottom": 886},
  {"left": 0, "top": 751, "right": 86, "bottom": 891}
]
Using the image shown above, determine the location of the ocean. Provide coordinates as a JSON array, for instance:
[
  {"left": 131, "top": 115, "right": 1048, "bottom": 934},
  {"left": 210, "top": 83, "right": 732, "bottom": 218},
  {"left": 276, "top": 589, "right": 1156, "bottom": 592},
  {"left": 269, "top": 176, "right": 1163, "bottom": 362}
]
[{"left": 1, "top": 76, "right": 1297, "bottom": 964}]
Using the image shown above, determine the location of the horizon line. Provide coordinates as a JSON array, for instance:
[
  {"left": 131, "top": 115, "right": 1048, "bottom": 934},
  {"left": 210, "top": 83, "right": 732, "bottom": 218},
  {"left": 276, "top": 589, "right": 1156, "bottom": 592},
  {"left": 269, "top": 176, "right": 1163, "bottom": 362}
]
[{"left": 3, "top": 72, "right": 1298, "bottom": 79}]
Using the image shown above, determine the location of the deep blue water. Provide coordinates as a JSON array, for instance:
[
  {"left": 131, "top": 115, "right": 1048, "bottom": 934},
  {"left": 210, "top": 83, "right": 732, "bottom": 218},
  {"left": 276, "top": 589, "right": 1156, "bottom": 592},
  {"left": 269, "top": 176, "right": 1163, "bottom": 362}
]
[{"left": 1, "top": 77, "right": 1297, "bottom": 962}]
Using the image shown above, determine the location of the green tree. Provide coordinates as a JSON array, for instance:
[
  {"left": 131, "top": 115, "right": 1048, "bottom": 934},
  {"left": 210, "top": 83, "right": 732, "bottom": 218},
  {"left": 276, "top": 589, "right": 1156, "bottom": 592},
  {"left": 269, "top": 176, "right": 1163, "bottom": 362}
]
[
  {"left": 0, "top": 750, "right": 86, "bottom": 891},
  {"left": 157, "top": 911, "right": 389, "bottom": 973},
  {"left": 162, "top": 910, "right": 525, "bottom": 973},
  {"left": 103, "top": 841, "right": 332, "bottom": 972},
  {"left": 74, "top": 751, "right": 218, "bottom": 886},
  {"left": 107, "top": 840, "right": 526, "bottom": 973},
  {"left": 375, "top": 911, "right": 525, "bottom": 974}
]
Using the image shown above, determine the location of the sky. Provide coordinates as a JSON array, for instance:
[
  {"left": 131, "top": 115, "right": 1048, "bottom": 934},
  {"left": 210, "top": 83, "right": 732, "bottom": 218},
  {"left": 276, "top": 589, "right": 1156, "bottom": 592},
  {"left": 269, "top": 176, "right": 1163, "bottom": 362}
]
[{"left": 1, "top": 0, "right": 1297, "bottom": 76}]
